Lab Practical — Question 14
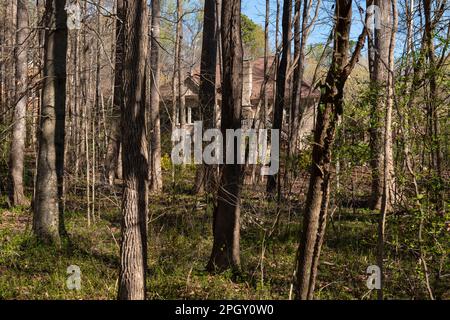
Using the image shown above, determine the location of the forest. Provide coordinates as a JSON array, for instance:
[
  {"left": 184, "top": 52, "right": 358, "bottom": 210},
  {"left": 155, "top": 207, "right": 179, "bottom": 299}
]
[{"left": 0, "top": 0, "right": 449, "bottom": 301}]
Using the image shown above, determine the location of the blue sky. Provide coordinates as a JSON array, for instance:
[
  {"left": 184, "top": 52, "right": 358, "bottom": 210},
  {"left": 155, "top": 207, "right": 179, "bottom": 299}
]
[{"left": 241, "top": 0, "right": 368, "bottom": 48}]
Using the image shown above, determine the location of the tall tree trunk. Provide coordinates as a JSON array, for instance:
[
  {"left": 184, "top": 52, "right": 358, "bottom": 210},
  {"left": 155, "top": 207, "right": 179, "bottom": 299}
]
[
  {"left": 423, "top": 0, "right": 444, "bottom": 212},
  {"left": 105, "top": 0, "right": 125, "bottom": 186},
  {"left": 33, "top": 0, "right": 68, "bottom": 244},
  {"left": 377, "top": 0, "right": 397, "bottom": 300},
  {"left": 177, "top": 0, "right": 186, "bottom": 128},
  {"left": 263, "top": 0, "right": 269, "bottom": 127},
  {"left": 289, "top": 0, "right": 302, "bottom": 157},
  {"left": 9, "top": 0, "right": 29, "bottom": 206},
  {"left": 149, "top": 0, "right": 162, "bottom": 192},
  {"left": 289, "top": 0, "right": 318, "bottom": 156},
  {"left": 206, "top": 0, "right": 243, "bottom": 272},
  {"left": 117, "top": 0, "right": 149, "bottom": 300},
  {"left": 369, "top": 0, "right": 392, "bottom": 211},
  {"left": 295, "top": 0, "right": 367, "bottom": 299},
  {"left": 193, "top": 0, "right": 217, "bottom": 194},
  {"left": 267, "top": 0, "right": 292, "bottom": 195}
]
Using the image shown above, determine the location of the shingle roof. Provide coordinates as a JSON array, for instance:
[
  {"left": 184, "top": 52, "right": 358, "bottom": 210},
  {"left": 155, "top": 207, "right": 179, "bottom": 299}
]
[{"left": 160, "top": 56, "right": 320, "bottom": 102}]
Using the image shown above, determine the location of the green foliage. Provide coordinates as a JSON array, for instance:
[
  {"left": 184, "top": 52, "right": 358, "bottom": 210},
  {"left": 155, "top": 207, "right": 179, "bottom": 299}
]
[
  {"left": 161, "top": 153, "right": 172, "bottom": 171},
  {"left": 241, "top": 14, "right": 265, "bottom": 59},
  {"left": 1, "top": 179, "right": 447, "bottom": 299}
]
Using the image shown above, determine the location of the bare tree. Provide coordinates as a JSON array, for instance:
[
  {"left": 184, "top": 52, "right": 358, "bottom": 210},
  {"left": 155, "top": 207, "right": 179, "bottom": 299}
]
[
  {"left": 9, "top": 0, "right": 29, "bottom": 206},
  {"left": 193, "top": 0, "right": 218, "bottom": 194},
  {"left": 206, "top": 0, "right": 243, "bottom": 272},
  {"left": 149, "top": 0, "right": 162, "bottom": 192},
  {"left": 369, "top": 0, "right": 394, "bottom": 211},
  {"left": 105, "top": 0, "right": 124, "bottom": 186},
  {"left": 289, "top": 0, "right": 320, "bottom": 156},
  {"left": 423, "top": 0, "right": 445, "bottom": 212},
  {"left": 117, "top": 0, "right": 149, "bottom": 300},
  {"left": 267, "top": 0, "right": 292, "bottom": 195},
  {"left": 33, "top": 0, "right": 68, "bottom": 244},
  {"left": 377, "top": 0, "right": 397, "bottom": 300}
]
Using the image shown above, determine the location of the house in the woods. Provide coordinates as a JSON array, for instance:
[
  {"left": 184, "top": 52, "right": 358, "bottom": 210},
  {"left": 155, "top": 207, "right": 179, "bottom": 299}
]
[{"left": 160, "top": 56, "right": 320, "bottom": 149}]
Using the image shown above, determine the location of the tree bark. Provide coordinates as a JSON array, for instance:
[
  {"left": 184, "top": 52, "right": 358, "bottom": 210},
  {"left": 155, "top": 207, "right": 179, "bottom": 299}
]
[
  {"left": 377, "top": 0, "right": 397, "bottom": 300},
  {"left": 206, "top": 0, "right": 243, "bottom": 272},
  {"left": 117, "top": 0, "right": 149, "bottom": 300},
  {"left": 177, "top": 0, "right": 186, "bottom": 128},
  {"left": 33, "top": 0, "right": 68, "bottom": 244},
  {"left": 149, "top": 0, "right": 162, "bottom": 192},
  {"left": 289, "top": 0, "right": 318, "bottom": 156},
  {"left": 193, "top": 0, "right": 218, "bottom": 194},
  {"left": 295, "top": 0, "right": 367, "bottom": 299},
  {"left": 423, "top": 0, "right": 444, "bottom": 212},
  {"left": 9, "top": 0, "right": 29, "bottom": 206},
  {"left": 267, "top": 0, "right": 292, "bottom": 195},
  {"left": 369, "top": 0, "right": 392, "bottom": 211},
  {"left": 105, "top": 0, "right": 124, "bottom": 186}
]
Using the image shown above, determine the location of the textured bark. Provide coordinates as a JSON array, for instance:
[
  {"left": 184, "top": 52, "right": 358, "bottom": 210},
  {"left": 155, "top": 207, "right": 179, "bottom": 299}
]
[
  {"left": 206, "top": 0, "right": 243, "bottom": 272},
  {"left": 171, "top": 0, "right": 185, "bottom": 131},
  {"left": 289, "top": 0, "right": 302, "bottom": 157},
  {"left": 149, "top": 0, "right": 162, "bottom": 192},
  {"left": 105, "top": 0, "right": 124, "bottom": 185},
  {"left": 9, "top": 0, "right": 29, "bottom": 206},
  {"left": 263, "top": 0, "right": 269, "bottom": 125},
  {"left": 377, "top": 0, "right": 397, "bottom": 300},
  {"left": 177, "top": 0, "right": 186, "bottom": 127},
  {"left": 117, "top": 0, "right": 149, "bottom": 300},
  {"left": 267, "top": 0, "right": 291, "bottom": 194},
  {"left": 289, "top": 0, "right": 316, "bottom": 156},
  {"left": 193, "top": 0, "right": 217, "bottom": 194},
  {"left": 295, "top": 0, "right": 367, "bottom": 299},
  {"left": 369, "top": 0, "right": 391, "bottom": 210},
  {"left": 33, "top": 0, "right": 67, "bottom": 244}
]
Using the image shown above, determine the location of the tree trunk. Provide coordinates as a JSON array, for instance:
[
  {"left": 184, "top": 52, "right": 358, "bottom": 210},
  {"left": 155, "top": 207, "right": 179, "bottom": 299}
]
[
  {"left": 289, "top": 0, "right": 317, "bottom": 156},
  {"left": 9, "top": 0, "right": 29, "bottom": 206},
  {"left": 377, "top": 0, "right": 397, "bottom": 300},
  {"left": 206, "top": 0, "right": 243, "bottom": 273},
  {"left": 295, "top": 0, "right": 367, "bottom": 299},
  {"left": 33, "top": 0, "right": 68, "bottom": 244},
  {"left": 423, "top": 0, "right": 444, "bottom": 212},
  {"left": 369, "top": 0, "right": 392, "bottom": 211},
  {"left": 267, "top": 0, "right": 292, "bottom": 195},
  {"left": 149, "top": 0, "right": 162, "bottom": 192},
  {"left": 193, "top": 0, "right": 217, "bottom": 194},
  {"left": 263, "top": 0, "right": 269, "bottom": 127},
  {"left": 117, "top": 0, "right": 149, "bottom": 300},
  {"left": 177, "top": 0, "right": 186, "bottom": 128},
  {"left": 105, "top": 0, "right": 124, "bottom": 186}
]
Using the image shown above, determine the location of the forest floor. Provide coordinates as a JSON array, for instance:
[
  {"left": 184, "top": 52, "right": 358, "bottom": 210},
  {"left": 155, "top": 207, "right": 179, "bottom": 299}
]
[{"left": 0, "top": 167, "right": 448, "bottom": 300}]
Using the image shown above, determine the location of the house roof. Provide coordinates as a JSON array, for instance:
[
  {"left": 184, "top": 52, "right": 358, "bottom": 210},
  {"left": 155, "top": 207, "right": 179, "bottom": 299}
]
[{"left": 160, "top": 56, "right": 320, "bottom": 102}]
